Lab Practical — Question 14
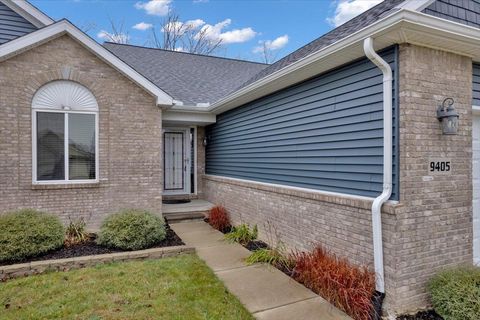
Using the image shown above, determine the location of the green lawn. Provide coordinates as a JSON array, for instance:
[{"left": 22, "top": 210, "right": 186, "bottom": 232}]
[{"left": 0, "top": 254, "right": 253, "bottom": 320}]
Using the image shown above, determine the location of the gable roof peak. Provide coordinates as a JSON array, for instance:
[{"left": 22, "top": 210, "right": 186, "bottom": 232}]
[
  {"left": 1, "top": 0, "right": 54, "bottom": 27},
  {"left": 0, "top": 19, "right": 173, "bottom": 106}
]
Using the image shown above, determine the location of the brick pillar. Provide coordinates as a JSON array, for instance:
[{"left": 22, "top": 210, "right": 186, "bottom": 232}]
[{"left": 391, "top": 43, "right": 473, "bottom": 313}]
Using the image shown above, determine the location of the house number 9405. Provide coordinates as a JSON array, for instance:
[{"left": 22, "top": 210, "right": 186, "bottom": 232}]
[{"left": 429, "top": 160, "right": 451, "bottom": 173}]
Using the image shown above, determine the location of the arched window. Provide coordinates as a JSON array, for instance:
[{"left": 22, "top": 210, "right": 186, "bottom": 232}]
[{"left": 32, "top": 80, "right": 99, "bottom": 183}]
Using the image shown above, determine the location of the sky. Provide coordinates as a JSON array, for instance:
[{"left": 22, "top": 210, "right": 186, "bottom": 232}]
[{"left": 30, "top": 0, "right": 383, "bottom": 63}]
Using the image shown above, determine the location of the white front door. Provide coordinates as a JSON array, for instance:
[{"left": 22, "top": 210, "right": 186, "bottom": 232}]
[
  {"left": 164, "top": 128, "right": 190, "bottom": 195},
  {"left": 473, "top": 113, "right": 480, "bottom": 264}
]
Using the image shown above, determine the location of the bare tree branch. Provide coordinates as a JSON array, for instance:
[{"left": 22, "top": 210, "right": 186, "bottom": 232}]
[
  {"left": 100, "top": 19, "right": 130, "bottom": 44},
  {"left": 258, "top": 42, "right": 278, "bottom": 64},
  {"left": 149, "top": 11, "right": 223, "bottom": 55}
]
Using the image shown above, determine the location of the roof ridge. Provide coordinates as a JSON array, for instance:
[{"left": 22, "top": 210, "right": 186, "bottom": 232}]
[
  {"left": 236, "top": 0, "right": 403, "bottom": 90},
  {"left": 103, "top": 42, "right": 269, "bottom": 66}
]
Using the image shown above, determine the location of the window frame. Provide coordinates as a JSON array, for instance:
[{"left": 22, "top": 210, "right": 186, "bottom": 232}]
[{"left": 32, "top": 108, "right": 99, "bottom": 185}]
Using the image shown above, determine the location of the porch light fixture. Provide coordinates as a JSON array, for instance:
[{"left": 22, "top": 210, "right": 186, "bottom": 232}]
[
  {"left": 437, "top": 98, "right": 459, "bottom": 135},
  {"left": 203, "top": 136, "right": 208, "bottom": 147}
]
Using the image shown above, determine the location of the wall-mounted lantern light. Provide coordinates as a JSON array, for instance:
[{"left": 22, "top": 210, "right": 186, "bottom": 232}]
[
  {"left": 436, "top": 98, "right": 459, "bottom": 135},
  {"left": 203, "top": 136, "right": 208, "bottom": 147}
]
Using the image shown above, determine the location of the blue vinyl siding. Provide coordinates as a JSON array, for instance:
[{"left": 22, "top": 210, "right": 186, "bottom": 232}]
[
  {"left": 206, "top": 47, "right": 399, "bottom": 200},
  {"left": 0, "top": 2, "right": 37, "bottom": 45},
  {"left": 474, "top": 64, "right": 480, "bottom": 106},
  {"left": 423, "top": 0, "right": 480, "bottom": 28}
]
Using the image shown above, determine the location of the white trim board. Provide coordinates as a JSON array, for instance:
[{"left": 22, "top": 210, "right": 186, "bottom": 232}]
[
  {"left": 395, "top": 0, "right": 435, "bottom": 11},
  {"left": 2, "top": 0, "right": 54, "bottom": 27},
  {"left": 473, "top": 105, "right": 480, "bottom": 115},
  {"left": 0, "top": 19, "right": 173, "bottom": 107}
]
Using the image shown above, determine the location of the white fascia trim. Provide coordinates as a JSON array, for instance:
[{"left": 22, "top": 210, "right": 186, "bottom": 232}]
[
  {"left": 208, "top": 9, "right": 480, "bottom": 114},
  {"left": 163, "top": 109, "right": 216, "bottom": 125},
  {"left": 473, "top": 106, "right": 480, "bottom": 115},
  {"left": 395, "top": 0, "right": 435, "bottom": 11},
  {"left": 0, "top": 20, "right": 173, "bottom": 106},
  {"left": 3, "top": 0, "right": 54, "bottom": 27}
]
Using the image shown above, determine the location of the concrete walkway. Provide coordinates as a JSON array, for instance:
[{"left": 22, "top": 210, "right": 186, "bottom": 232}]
[{"left": 170, "top": 221, "right": 352, "bottom": 320}]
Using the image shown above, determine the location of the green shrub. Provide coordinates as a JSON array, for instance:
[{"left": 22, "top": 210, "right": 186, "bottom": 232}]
[
  {"left": 0, "top": 209, "right": 64, "bottom": 262},
  {"left": 225, "top": 224, "right": 258, "bottom": 245},
  {"left": 428, "top": 266, "right": 480, "bottom": 320},
  {"left": 97, "top": 209, "right": 166, "bottom": 250}
]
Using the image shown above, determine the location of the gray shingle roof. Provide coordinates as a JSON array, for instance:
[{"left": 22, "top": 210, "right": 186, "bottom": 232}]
[
  {"left": 238, "top": 0, "right": 404, "bottom": 90},
  {"left": 103, "top": 43, "right": 268, "bottom": 105},
  {"left": 104, "top": 0, "right": 405, "bottom": 106}
]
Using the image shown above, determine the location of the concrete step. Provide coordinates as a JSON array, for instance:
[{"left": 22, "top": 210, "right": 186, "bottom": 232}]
[
  {"left": 162, "top": 199, "right": 214, "bottom": 223},
  {"left": 164, "top": 210, "right": 207, "bottom": 223}
]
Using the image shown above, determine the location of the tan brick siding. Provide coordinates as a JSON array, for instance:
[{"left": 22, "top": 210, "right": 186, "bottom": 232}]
[
  {"left": 204, "top": 44, "right": 474, "bottom": 315},
  {"left": 0, "top": 35, "right": 163, "bottom": 228},
  {"left": 393, "top": 44, "right": 473, "bottom": 312},
  {"left": 204, "top": 174, "right": 400, "bottom": 308}
]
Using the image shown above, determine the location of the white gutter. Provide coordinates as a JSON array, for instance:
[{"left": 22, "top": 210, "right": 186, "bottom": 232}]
[{"left": 363, "top": 37, "right": 393, "bottom": 294}]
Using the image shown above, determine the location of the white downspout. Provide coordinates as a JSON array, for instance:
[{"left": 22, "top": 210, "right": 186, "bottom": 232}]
[{"left": 363, "top": 37, "right": 393, "bottom": 294}]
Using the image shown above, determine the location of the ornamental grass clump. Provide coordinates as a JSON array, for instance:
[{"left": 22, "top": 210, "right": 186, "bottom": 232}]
[
  {"left": 64, "top": 218, "right": 90, "bottom": 247},
  {"left": 0, "top": 209, "right": 64, "bottom": 262},
  {"left": 224, "top": 224, "right": 258, "bottom": 246},
  {"left": 291, "top": 246, "right": 376, "bottom": 320},
  {"left": 427, "top": 266, "right": 480, "bottom": 320},
  {"left": 208, "top": 206, "right": 231, "bottom": 232},
  {"left": 246, "top": 242, "right": 294, "bottom": 272},
  {"left": 97, "top": 209, "right": 166, "bottom": 250}
]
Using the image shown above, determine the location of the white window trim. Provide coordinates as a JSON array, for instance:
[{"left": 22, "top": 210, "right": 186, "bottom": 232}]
[{"left": 32, "top": 108, "right": 99, "bottom": 185}]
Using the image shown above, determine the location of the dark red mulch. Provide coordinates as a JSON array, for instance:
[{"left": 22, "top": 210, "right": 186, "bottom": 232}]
[
  {"left": 0, "top": 224, "right": 184, "bottom": 267},
  {"left": 397, "top": 311, "right": 443, "bottom": 320}
]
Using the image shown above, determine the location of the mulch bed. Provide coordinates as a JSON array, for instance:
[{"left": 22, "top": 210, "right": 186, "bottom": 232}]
[
  {"left": 206, "top": 218, "right": 443, "bottom": 320},
  {"left": 0, "top": 224, "right": 184, "bottom": 267},
  {"left": 203, "top": 218, "right": 269, "bottom": 252},
  {"left": 397, "top": 311, "right": 443, "bottom": 320}
]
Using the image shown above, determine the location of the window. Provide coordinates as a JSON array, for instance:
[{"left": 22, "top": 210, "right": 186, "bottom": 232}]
[{"left": 32, "top": 81, "right": 98, "bottom": 183}]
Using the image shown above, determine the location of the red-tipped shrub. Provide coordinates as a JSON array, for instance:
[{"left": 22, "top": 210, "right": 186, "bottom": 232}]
[
  {"left": 208, "top": 206, "right": 230, "bottom": 232},
  {"left": 291, "top": 246, "right": 376, "bottom": 320}
]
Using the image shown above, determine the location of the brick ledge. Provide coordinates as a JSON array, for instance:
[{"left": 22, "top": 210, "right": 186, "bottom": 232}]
[
  {"left": 0, "top": 245, "right": 195, "bottom": 281},
  {"left": 205, "top": 174, "right": 399, "bottom": 214}
]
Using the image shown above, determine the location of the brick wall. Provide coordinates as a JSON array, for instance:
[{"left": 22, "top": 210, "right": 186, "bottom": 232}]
[
  {"left": 393, "top": 44, "right": 473, "bottom": 312},
  {"left": 204, "top": 174, "right": 400, "bottom": 307},
  {"left": 0, "top": 35, "right": 163, "bottom": 228},
  {"left": 204, "top": 44, "right": 474, "bottom": 315}
]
